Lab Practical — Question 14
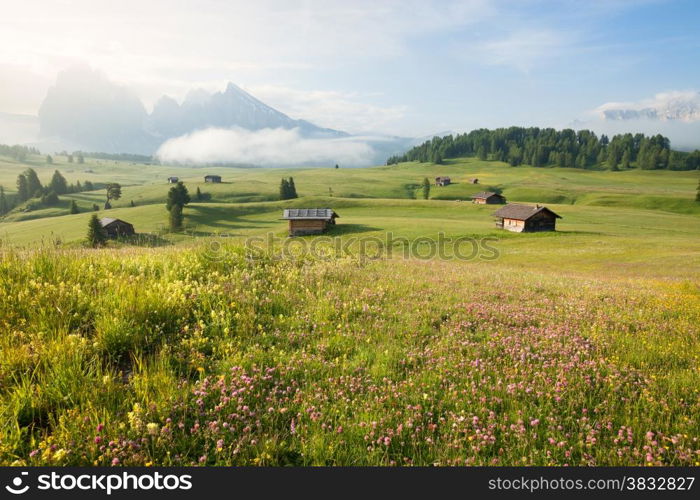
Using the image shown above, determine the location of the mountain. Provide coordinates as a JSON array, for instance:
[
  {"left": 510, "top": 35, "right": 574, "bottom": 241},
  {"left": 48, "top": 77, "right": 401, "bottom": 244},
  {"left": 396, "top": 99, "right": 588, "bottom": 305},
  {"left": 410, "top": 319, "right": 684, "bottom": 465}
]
[
  {"left": 597, "top": 91, "right": 700, "bottom": 123},
  {"left": 147, "top": 82, "right": 346, "bottom": 140},
  {"left": 36, "top": 67, "right": 348, "bottom": 155},
  {"left": 38, "top": 66, "right": 158, "bottom": 154}
]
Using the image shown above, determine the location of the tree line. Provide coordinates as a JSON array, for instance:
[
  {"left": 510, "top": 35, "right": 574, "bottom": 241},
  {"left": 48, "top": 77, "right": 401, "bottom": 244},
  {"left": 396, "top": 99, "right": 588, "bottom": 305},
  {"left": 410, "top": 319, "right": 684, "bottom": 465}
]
[
  {"left": 387, "top": 127, "right": 700, "bottom": 171},
  {"left": 0, "top": 168, "right": 109, "bottom": 217}
]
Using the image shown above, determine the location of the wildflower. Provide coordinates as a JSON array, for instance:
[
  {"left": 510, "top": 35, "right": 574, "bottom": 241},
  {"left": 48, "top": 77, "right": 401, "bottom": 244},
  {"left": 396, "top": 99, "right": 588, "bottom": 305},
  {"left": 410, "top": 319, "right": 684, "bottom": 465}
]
[{"left": 146, "top": 423, "right": 160, "bottom": 436}]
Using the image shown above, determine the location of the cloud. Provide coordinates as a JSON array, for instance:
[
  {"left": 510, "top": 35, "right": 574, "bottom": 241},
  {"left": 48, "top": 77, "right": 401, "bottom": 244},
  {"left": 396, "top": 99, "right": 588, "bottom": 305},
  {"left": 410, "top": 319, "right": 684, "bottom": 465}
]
[
  {"left": 247, "top": 85, "right": 408, "bottom": 134},
  {"left": 465, "top": 29, "right": 573, "bottom": 72},
  {"left": 155, "top": 127, "right": 376, "bottom": 166},
  {"left": 594, "top": 91, "right": 700, "bottom": 122}
]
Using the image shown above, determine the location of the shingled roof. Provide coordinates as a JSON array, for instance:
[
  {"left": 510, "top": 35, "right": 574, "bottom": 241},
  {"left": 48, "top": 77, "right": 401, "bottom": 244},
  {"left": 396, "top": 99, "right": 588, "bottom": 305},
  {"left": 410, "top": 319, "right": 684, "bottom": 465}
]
[
  {"left": 99, "top": 217, "right": 119, "bottom": 227},
  {"left": 471, "top": 191, "right": 503, "bottom": 199},
  {"left": 281, "top": 208, "right": 339, "bottom": 220},
  {"left": 492, "top": 204, "right": 562, "bottom": 221}
]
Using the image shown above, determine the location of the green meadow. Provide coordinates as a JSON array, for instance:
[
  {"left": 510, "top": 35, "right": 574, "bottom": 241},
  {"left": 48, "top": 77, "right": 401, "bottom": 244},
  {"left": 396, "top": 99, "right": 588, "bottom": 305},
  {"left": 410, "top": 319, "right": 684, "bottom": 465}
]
[{"left": 0, "top": 153, "right": 698, "bottom": 466}]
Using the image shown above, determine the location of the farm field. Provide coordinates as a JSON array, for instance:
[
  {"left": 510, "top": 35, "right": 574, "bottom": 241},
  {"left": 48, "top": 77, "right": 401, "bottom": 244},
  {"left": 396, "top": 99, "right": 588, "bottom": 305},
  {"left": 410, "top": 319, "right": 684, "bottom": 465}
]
[{"left": 0, "top": 153, "right": 698, "bottom": 466}]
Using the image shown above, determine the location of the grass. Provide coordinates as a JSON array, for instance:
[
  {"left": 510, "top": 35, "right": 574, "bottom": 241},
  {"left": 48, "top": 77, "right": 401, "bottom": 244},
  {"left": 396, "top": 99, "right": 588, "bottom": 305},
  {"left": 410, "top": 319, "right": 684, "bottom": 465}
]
[
  {"left": 0, "top": 152, "right": 698, "bottom": 466},
  {"left": 0, "top": 245, "right": 697, "bottom": 466}
]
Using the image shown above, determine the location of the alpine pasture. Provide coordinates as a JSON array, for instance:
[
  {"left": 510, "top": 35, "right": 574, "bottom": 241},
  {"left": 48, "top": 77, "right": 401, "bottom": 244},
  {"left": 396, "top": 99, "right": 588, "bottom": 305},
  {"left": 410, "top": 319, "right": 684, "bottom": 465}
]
[{"left": 0, "top": 152, "right": 698, "bottom": 466}]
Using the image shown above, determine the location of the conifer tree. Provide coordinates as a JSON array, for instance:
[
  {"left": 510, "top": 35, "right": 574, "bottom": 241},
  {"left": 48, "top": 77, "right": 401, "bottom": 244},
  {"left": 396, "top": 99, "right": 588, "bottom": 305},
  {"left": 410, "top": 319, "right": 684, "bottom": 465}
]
[
  {"left": 86, "top": 214, "right": 107, "bottom": 247},
  {"left": 421, "top": 177, "right": 431, "bottom": 199}
]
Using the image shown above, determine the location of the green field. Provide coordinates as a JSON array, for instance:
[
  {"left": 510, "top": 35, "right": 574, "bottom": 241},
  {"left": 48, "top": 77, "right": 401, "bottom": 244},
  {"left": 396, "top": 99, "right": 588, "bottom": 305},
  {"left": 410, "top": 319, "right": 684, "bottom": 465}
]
[{"left": 0, "top": 153, "right": 698, "bottom": 466}]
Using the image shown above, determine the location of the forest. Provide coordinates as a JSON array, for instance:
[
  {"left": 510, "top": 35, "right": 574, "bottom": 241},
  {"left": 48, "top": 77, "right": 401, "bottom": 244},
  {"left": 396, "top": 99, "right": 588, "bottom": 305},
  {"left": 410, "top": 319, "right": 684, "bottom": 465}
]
[{"left": 387, "top": 127, "right": 700, "bottom": 171}]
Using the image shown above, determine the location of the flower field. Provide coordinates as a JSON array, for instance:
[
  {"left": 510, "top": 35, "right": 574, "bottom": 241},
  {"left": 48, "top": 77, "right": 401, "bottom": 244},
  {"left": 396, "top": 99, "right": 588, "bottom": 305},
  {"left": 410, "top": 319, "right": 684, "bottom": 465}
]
[{"left": 0, "top": 245, "right": 698, "bottom": 466}]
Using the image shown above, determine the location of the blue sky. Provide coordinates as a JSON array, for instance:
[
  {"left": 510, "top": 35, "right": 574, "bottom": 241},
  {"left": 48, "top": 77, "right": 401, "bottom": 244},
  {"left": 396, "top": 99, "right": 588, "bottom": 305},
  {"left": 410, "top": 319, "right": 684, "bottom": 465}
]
[{"left": 1, "top": 0, "right": 699, "bottom": 142}]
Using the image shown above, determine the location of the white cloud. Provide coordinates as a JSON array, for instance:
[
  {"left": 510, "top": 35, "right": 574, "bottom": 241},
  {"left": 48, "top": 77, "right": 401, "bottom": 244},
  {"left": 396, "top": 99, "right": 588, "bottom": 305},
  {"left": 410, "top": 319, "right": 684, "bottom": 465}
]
[
  {"left": 156, "top": 127, "right": 376, "bottom": 166},
  {"left": 0, "top": 0, "right": 492, "bottom": 113},
  {"left": 594, "top": 91, "right": 700, "bottom": 122},
  {"left": 247, "top": 85, "right": 408, "bottom": 134},
  {"left": 466, "top": 29, "right": 573, "bottom": 72}
]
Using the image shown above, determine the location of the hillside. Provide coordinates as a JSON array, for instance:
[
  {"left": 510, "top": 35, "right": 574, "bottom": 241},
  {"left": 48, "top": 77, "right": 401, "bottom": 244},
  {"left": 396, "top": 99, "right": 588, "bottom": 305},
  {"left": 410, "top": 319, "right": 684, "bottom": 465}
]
[{"left": 1, "top": 152, "right": 699, "bottom": 467}]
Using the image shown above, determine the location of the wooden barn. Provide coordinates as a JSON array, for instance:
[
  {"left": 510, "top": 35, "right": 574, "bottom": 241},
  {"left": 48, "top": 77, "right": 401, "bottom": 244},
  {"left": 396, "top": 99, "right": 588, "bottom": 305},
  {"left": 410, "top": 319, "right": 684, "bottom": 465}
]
[
  {"left": 435, "top": 176, "right": 451, "bottom": 186},
  {"left": 493, "top": 204, "right": 561, "bottom": 232},
  {"left": 99, "top": 218, "right": 135, "bottom": 238},
  {"left": 471, "top": 191, "right": 506, "bottom": 204},
  {"left": 281, "top": 208, "right": 339, "bottom": 236},
  {"left": 204, "top": 175, "right": 222, "bottom": 183},
  {"left": 167, "top": 176, "right": 179, "bottom": 183}
]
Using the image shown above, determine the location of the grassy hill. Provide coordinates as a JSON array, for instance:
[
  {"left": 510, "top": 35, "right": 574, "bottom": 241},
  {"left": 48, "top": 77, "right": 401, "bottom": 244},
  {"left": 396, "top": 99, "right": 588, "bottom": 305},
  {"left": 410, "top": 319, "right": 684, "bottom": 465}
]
[{"left": 1, "top": 152, "right": 699, "bottom": 466}]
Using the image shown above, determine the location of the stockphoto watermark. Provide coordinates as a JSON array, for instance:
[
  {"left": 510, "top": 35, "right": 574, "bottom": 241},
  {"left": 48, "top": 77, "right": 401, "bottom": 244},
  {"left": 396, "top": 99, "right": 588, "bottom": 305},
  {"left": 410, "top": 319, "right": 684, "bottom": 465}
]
[{"left": 200, "top": 232, "right": 500, "bottom": 262}]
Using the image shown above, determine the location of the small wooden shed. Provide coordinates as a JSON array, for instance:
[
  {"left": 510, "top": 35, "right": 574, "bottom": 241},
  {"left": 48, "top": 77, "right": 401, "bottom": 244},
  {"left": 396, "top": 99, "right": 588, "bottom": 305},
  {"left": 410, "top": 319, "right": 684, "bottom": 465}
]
[
  {"left": 281, "top": 208, "right": 339, "bottom": 236},
  {"left": 471, "top": 191, "right": 506, "bottom": 204},
  {"left": 99, "top": 217, "right": 135, "bottom": 238},
  {"left": 435, "top": 176, "right": 451, "bottom": 186},
  {"left": 167, "top": 176, "right": 179, "bottom": 183},
  {"left": 204, "top": 175, "right": 222, "bottom": 183},
  {"left": 493, "top": 204, "right": 561, "bottom": 232}
]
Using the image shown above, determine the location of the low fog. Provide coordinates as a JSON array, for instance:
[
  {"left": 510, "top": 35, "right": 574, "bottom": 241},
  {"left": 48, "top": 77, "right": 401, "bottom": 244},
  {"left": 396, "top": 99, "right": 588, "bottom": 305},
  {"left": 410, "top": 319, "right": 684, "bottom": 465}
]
[{"left": 155, "top": 127, "right": 377, "bottom": 166}]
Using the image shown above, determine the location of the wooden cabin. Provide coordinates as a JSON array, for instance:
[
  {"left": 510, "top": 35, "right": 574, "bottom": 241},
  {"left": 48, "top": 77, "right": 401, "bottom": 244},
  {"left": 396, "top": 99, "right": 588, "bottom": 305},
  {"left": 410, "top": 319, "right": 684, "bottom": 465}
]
[
  {"left": 167, "top": 176, "right": 179, "bottom": 183},
  {"left": 435, "top": 176, "right": 451, "bottom": 187},
  {"left": 204, "top": 175, "right": 222, "bottom": 183},
  {"left": 99, "top": 218, "right": 135, "bottom": 238},
  {"left": 492, "top": 204, "right": 561, "bottom": 232},
  {"left": 471, "top": 191, "right": 506, "bottom": 204},
  {"left": 281, "top": 208, "right": 339, "bottom": 236}
]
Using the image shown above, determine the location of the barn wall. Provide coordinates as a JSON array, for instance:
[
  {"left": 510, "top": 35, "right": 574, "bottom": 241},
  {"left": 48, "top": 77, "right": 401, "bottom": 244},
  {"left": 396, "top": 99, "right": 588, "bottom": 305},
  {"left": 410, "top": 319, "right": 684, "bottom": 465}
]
[{"left": 289, "top": 219, "right": 328, "bottom": 236}]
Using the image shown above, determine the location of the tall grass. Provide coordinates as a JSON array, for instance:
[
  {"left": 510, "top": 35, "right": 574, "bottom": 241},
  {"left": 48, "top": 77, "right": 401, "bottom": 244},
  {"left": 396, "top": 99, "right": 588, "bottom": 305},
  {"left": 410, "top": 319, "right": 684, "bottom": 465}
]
[{"left": 0, "top": 245, "right": 698, "bottom": 465}]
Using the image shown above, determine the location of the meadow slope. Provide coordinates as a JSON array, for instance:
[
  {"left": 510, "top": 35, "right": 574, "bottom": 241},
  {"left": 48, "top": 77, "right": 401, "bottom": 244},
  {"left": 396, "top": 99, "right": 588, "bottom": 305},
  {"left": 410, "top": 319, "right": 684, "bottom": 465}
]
[{"left": 0, "top": 153, "right": 698, "bottom": 466}]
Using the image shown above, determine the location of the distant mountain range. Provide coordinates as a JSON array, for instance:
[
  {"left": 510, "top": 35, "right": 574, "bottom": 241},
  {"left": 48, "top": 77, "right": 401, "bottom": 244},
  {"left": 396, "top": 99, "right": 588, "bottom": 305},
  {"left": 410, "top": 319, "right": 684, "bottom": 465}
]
[
  {"left": 32, "top": 66, "right": 403, "bottom": 162},
  {"left": 596, "top": 91, "right": 700, "bottom": 123}
]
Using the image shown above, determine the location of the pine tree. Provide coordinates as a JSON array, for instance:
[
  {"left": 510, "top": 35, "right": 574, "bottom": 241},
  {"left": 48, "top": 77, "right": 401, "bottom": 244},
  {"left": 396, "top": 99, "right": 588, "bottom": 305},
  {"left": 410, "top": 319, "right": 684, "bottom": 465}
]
[
  {"left": 24, "top": 168, "right": 42, "bottom": 197},
  {"left": 77, "top": 154, "right": 84, "bottom": 164},
  {"left": 130, "top": 200, "right": 135, "bottom": 207},
  {"left": 50, "top": 170, "right": 68, "bottom": 194},
  {"left": 196, "top": 187, "right": 203, "bottom": 201},
  {"left": 621, "top": 150, "right": 631, "bottom": 169},
  {"left": 168, "top": 204, "right": 184, "bottom": 232},
  {"left": 279, "top": 178, "right": 290, "bottom": 200},
  {"left": 46, "top": 155, "right": 53, "bottom": 164},
  {"left": 421, "top": 177, "right": 431, "bottom": 200},
  {"left": 288, "top": 177, "right": 298, "bottom": 198},
  {"left": 86, "top": 214, "right": 107, "bottom": 247},
  {"left": 16, "top": 174, "right": 29, "bottom": 203},
  {"left": 166, "top": 182, "right": 190, "bottom": 211},
  {"left": 166, "top": 182, "right": 190, "bottom": 232},
  {"left": 70, "top": 200, "right": 79, "bottom": 214}
]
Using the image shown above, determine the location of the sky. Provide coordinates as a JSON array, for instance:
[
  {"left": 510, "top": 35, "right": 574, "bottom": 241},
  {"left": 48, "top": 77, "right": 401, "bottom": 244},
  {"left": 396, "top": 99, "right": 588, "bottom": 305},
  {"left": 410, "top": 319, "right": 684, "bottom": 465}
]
[{"left": 1, "top": 0, "right": 699, "bottom": 140}]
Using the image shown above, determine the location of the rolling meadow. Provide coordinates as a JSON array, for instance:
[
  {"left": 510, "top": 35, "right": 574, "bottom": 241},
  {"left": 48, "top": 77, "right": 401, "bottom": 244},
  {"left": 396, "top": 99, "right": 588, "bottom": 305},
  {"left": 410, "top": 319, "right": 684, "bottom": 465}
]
[{"left": 0, "top": 152, "right": 699, "bottom": 465}]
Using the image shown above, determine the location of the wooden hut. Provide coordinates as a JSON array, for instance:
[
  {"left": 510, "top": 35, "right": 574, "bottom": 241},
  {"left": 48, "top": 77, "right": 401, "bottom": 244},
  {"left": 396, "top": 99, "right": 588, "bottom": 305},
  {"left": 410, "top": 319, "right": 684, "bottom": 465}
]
[
  {"left": 492, "top": 204, "right": 561, "bottom": 232},
  {"left": 281, "top": 208, "right": 339, "bottom": 236},
  {"left": 167, "top": 176, "right": 179, "bottom": 183},
  {"left": 435, "top": 176, "right": 451, "bottom": 187},
  {"left": 471, "top": 191, "right": 506, "bottom": 204},
  {"left": 99, "top": 218, "right": 135, "bottom": 238},
  {"left": 204, "top": 175, "right": 222, "bottom": 183}
]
